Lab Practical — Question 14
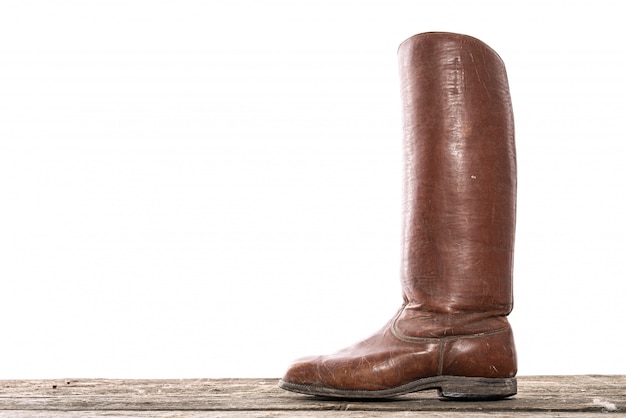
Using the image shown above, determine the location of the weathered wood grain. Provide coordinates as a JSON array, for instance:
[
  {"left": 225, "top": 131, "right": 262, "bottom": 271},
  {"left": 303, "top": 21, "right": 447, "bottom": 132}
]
[{"left": 0, "top": 375, "right": 623, "bottom": 417}]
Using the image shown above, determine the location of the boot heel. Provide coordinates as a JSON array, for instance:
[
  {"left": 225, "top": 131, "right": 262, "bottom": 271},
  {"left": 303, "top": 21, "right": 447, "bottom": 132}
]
[{"left": 438, "top": 376, "right": 517, "bottom": 400}]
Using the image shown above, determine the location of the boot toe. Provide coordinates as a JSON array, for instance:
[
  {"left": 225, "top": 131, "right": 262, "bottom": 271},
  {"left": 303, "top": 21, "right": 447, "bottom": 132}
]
[{"left": 281, "top": 356, "right": 324, "bottom": 387}]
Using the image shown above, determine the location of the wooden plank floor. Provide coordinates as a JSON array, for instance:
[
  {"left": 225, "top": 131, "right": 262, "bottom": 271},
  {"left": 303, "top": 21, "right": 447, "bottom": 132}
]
[{"left": 0, "top": 375, "right": 624, "bottom": 417}]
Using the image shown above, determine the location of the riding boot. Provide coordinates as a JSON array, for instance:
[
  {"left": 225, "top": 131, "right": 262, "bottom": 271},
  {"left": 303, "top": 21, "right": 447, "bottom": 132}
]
[{"left": 279, "top": 32, "right": 518, "bottom": 399}]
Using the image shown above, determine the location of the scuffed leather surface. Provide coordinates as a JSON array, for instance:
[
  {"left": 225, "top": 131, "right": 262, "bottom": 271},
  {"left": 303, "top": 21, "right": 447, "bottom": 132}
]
[
  {"left": 282, "top": 32, "right": 517, "bottom": 392},
  {"left": 283, "top": 316, "right": 441, "bottom": 391},
  {"left": 441, "top": 326, "right": 517, "bottom": 378},
  {"left": 283, "top": 311, "right": 516, "bottom": 391}
]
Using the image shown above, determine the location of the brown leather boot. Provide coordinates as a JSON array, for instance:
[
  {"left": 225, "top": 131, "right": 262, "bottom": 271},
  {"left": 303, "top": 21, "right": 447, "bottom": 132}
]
[{"left": 279, "top": 32, "right": 517, "bottom": 400}]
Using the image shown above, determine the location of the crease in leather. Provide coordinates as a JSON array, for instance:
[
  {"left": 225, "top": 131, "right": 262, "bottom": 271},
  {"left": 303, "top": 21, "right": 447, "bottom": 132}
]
[{"left": 390, "top": 302, "right": 511, "bottom": 343}]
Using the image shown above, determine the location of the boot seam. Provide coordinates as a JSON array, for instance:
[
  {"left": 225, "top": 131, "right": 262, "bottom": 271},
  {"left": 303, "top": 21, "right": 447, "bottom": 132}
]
[
  {"left": 437, "top": 341, "right": 445, "bottom": 375},
  {"left": 391, "top": 309, "right": 511, "bottom": 344},
  {"left": 390, "top": 306, "right": 441, "bottom": 343}
]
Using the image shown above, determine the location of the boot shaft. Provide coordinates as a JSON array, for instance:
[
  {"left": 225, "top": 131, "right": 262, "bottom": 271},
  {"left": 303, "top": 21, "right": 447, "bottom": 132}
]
[{"left": 398, "top": 33, "right": 516, "bottom": 314}]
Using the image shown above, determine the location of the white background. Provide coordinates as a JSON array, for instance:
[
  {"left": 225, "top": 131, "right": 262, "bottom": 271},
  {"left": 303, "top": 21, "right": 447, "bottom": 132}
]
[{"left": 1, "top": 0, "right": 625, "bottom": 379}]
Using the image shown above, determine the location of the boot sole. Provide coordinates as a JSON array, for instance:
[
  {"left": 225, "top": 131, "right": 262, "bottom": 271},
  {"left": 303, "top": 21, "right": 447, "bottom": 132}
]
[{"left": 278, "top": 376, "right": 517, "bottom": 400}]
